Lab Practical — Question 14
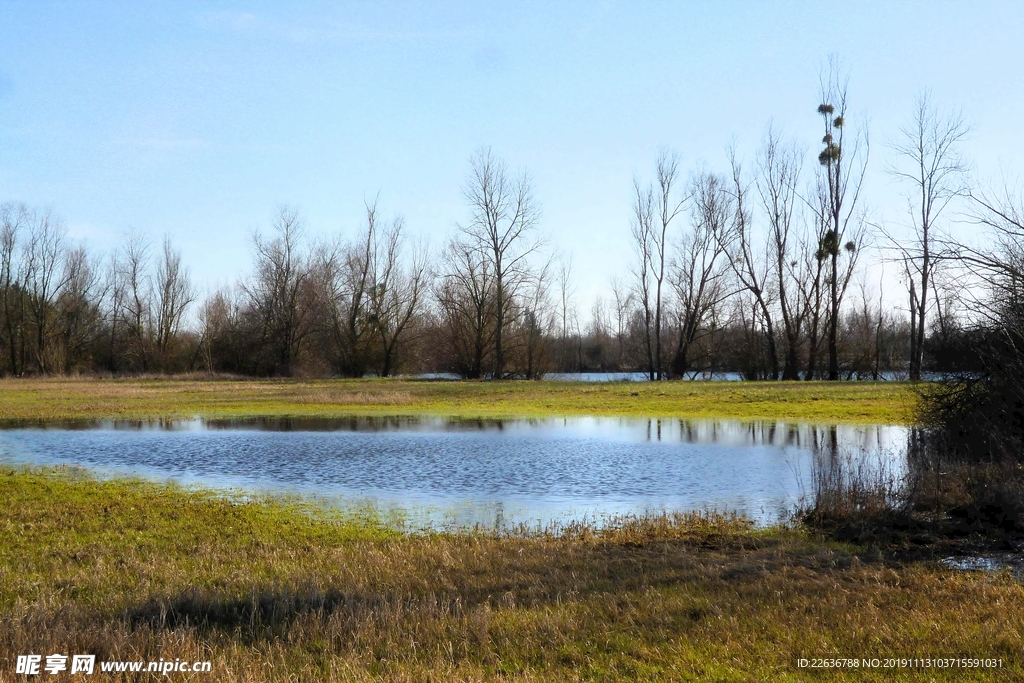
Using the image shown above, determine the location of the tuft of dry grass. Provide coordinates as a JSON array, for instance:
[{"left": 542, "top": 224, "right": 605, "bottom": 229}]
[{"left": 0, "top": 467, "right": 1019, "bottom": 681}]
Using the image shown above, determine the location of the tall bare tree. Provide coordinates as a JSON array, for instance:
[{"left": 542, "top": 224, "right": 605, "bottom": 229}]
[
  {"left": 0, "top": 203, "right": 30, "bottom": 375},
  {"left": 670, "top": 170, "right": 732, "bottom": 377},
  {"left": 632, "top": 148, "right": 685, "bottom": 380},
  {"left": 368, "top": 217, "right": 427, "bottom": 377},
  {"left": 153, "top": 236, "right": 195, "bottom": 365},
  {"left": 799, "top": 181, "right": 830, "bottom": 379},
  {"left": 24, "top": 210, "right": 69, "bottom": 373},
  {"left": 58, "top": 245, "right": 103, "bottom": 373},
  {"left": 459, "top": 148, "right": 542, "bottom": 378},
  {"left": 631, "top": 180, "right": 656, "bottom": 378},
  {"left": 757, "top": 125, "right": 807, "bottom": 379},
  {"left": 119, "top": 231, "right": 152, "bottom": 370},
  {"left": 609, "top": 276, "right": 634, "bottom": 369},
  {"left": 243, "top": 206, "right": 315, "bottom": 376},
  {"left": 815, "top": 61, "right": 869, "bottom": 379},
  {"left": 725, "top": 152, "right": 780, "bottom": 379},
  {"left": 887, "top": 92, "right": 969, "bottom": 380},
  {"left": 317, "top": 200, "right": 380, "bottom": 377}
]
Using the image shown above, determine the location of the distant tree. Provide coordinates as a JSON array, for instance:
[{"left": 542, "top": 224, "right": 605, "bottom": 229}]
[
  {"left": 316, "top": 200, "right": 381, "bottom": 377},
  {"left": 242, "top": 206, "right": 316, "bottom": 376},
  {"left": 119, "top": 231, "right": 152, "bottom": 371},
  {"left": 435, "top": 237, "right": 496, "bottom": 378},
  {"left": 887, "top": 92, "right": 969, "bottom": 380},
  {"left": 556, "top": 254, "right": 579, "bottom": 371},
  {"left": 367, "top": 217, "right": 427, "bottom": 377},
  {"left": 800, "top": 180, "right": 830, "bottom": 379},
  {"left": 670, "top": 170, "right": 732, "bottom": 378},
  {"left": 757, "top": 125, "right": 807, "bottom": 380},
  {"left": 458, "top": 148, "right": 543, "bottom": 378},
  {"left": 57, "top": 245, "right": 103, "bottom": 373},
  {"left": 631, "top": 179, "right": 656, "bottom": 378},
  {"left": 518, "top": 257, "right": 553, "bottom": 379},
  {"left": 609, "top": 276, "right": 634, "bottom": 369},
  {"left": 815, "top": 61, "right": 869, "bottom": 379},
  {"left": 724, "top": 151, "right": 780, "bottom": 380},
  {"left": 24, "top": 210, "right": 69, "bottom": 373},
  {"left": 196, "top": 289, "right": 233, "bottom": 373},
  {"left": 153, "top": 236, "right": 195, "bottom": 367},
  {"left": 632, "top": 148, "right": 685, "bottom": 380},
  {"left": 0, "top": 203, "right": 30, "bottom": 375}
]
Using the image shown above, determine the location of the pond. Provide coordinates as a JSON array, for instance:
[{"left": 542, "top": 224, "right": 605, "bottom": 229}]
[{"left": 0, "top": 417, "right": 908, "bottom": 529}]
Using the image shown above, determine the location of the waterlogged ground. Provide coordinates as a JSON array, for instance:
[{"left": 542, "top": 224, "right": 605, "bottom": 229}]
[
  {"left": 0, "top": 416, "right": 907, "bottom": 528},
  {"left": 2, "top": 469, "right": 1021, "bottom": 682}
]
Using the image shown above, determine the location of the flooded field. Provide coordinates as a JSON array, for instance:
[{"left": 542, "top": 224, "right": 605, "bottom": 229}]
[{"left": 0, "top": 416, "right": 907, "bottom": 528}]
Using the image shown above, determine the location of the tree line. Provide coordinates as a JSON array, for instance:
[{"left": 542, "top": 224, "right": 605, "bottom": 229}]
[{"left": 0, "top": 68, "right": 1003, "bottom": 381}]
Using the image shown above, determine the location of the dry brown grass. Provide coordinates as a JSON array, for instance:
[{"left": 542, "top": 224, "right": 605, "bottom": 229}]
[{"left": 0, "top": 468, "right": 1019, "bottom": 681}]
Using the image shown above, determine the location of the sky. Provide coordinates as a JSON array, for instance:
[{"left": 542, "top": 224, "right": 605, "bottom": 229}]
[{"left": 1, "top": 1, "right": 1023, "bottom": 312}]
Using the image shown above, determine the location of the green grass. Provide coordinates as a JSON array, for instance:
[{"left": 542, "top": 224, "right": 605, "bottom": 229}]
[
  {"left": 0, "top": 377, "right": 919, "bottom": 424},
  {"left": 0, "top": 467, "right": 1018, "bottom": 681}
]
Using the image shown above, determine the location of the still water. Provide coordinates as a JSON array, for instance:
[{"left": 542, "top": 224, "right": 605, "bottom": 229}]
[{"left": 0, "top": 417, "right": 907, "bottom": 528}]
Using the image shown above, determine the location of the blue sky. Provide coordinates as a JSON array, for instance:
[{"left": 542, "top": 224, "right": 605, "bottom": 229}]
[{"left": 1, "top": 1, "right": 1022, "bottom": 309}]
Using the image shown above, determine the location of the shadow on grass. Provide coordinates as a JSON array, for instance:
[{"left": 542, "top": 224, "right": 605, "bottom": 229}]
[{"left": 118, "top": 532, "right": 826, "bottom": 644}]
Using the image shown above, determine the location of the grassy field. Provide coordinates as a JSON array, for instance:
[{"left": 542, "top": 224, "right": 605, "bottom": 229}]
[
  {"left": 0, "top": 376, "right": 919, "bottom": 424},
  {"left": 0, "top": 468, "right": 1018, "bottom": 682}
]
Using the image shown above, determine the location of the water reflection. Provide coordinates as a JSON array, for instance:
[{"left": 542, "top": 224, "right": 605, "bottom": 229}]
[{"left": 0, "top": 417, "right": 908, "bottom": 529}]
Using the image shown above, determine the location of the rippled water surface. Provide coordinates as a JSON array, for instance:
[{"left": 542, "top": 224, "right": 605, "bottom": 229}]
[{"left": 0, "top": 417, "right": 907, "bottom": 528}]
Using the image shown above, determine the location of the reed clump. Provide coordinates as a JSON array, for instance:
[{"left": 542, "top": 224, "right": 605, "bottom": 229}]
[{"left": 802, "top": 306, "right": 1024, "bottom": 548}]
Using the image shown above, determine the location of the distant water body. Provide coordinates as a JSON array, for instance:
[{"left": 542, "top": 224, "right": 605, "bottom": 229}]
[
  {"left": 0, "top": 416, "right": 907, "bottom": 529},
  {"left": 410, "top": 371, "right": 931, "bottom": 382}
]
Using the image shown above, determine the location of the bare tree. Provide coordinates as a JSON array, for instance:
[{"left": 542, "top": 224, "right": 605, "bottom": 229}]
[
  {"left": 609, "top": 276, "right": 634, "bottom": 369},
  {"left": 435, "top": 236, "right": 496, "bottom": 378},
  {"left": 0, "top": 203, "right": 30, "bottom": 375},
  {"left": 119, "top": 231, "right": 152, "bottom": 370},
  {"left": 725, "top": 152, "right": 779, "bottom": 379},
  {"left": 799, "top": 181, "right": 830, "bottom": 379},
  {"left": 557, "top": 254, "right": 578, "bottom": 370},
  {"left": 197, "top": 289, "right": 233, "bottom": 373},
  {"left": 815, "top": 60, "right": 870, "bottom": 379},
  {"left": 558, "top": 254, "right": 575, "bottom": 341},
  {"left": 670, "top": 170, "right": 732, "bottom": 378},
  {"left": 24, "top": 210, "right": 70, "bottom": 373},
  {"left": 317, "top": 200, "right": 379, "bottom": 377},
  {"left": 153, "top": 236, "right": 195, "bottom": 366},
  {"left": 459, "top": 147, "right": 543, "bottom": 378},
  {"left": 887, "top": 92, "right": 970, "bottom": 380},
  {"left": 368, "top": 217, "right": 427, "bottom": 377},
  {"left": 955, "top": 181, "right": 1024, "bottom": 322},
  {"left": 520, "top": 257, "right": 553, "bottom": 379},
  {"left": 100, "top": 250, "right": 127, "bottom": 372},
  {"left": 631, "top": 180, "right": 656, "bottom": 378},
  {"left": 758, "top": 125, "right": 807, "bottom": 380},
  {"left": 632, "top": 148, "right": 685, "bottom": 380},
  {"left": 243, "top": 206, "right": 315, "bottom": 376},
  {"left": 58, "top": 245, "right": 103, "bottom": 373}
]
